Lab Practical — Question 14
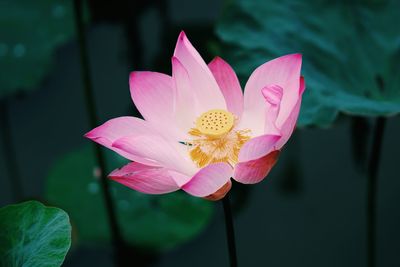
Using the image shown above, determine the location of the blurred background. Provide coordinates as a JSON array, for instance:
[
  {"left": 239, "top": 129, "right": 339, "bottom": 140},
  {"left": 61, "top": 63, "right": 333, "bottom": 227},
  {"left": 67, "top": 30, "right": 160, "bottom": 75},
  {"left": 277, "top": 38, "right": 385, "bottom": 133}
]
[{"left": 0, "top": 0, "right": 399, "bottom": 266}]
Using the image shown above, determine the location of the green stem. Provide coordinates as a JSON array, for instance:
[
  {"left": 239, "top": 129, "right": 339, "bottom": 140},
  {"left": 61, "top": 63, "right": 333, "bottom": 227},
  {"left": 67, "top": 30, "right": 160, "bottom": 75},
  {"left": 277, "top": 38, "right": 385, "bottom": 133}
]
[
  {"left": 0, "top": 97, "right": 23, "bottom": 201},
  {"left": 367, "top": 116, "right": 386, "bottom": 267},
  {"left": 222, "top": 193, "right": 238, "bottom": 267},
  {"left": 73, "top": 0, "right": 124, "bottom": 261}
]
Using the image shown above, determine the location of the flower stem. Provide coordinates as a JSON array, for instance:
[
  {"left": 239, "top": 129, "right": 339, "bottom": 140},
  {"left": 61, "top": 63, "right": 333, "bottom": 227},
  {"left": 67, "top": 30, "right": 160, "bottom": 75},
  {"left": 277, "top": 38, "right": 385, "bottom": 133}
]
[
  {"left": 73, "top": 0, "right": 124, "bottom": 260},
  {"left": 367, "top": 116, "right": 386, "bottom": 267},
  {"left": 222, "top": 193, "right": 238, "bottom": 267},
  {"left": 0, "top": 97, "right": 23, "bottom": 201}
]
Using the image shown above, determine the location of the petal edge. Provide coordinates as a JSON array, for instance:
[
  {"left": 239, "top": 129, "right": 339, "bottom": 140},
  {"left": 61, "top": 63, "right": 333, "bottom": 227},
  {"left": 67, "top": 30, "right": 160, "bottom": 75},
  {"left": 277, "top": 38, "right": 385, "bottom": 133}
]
[
  {"left": 233, "top": 150, "right": 280, "bottom": 184},
  {"left": 181, "top": 163, "right": 233, "bottom": 197},
  {"left": 208, "top": 57, "right": 243, "bottom": 118},
  {"left": 109, "top": 162, "right": 179, "bottom": 194}
]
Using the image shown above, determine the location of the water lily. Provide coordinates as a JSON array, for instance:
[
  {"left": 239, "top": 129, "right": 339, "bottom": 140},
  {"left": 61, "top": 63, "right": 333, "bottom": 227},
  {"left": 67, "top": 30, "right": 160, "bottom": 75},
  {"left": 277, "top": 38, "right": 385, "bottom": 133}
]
[{"left": 85, "top": 31, "right": 305, "bottom": 201}]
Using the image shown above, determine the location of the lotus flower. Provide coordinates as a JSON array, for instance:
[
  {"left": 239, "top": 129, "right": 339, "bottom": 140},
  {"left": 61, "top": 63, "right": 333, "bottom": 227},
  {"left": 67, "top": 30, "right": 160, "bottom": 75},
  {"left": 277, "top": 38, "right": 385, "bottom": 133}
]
[{"left": 85, "top": 31, "right": 305, "bottom": 201}]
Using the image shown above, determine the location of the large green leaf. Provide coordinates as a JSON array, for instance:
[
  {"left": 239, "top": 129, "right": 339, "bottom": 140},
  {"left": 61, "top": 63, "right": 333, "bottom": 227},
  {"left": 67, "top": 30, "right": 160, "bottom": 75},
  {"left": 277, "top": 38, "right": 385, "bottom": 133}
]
[
  {"left": 0, "top": 201, "right": 71, "bottom": 267},
  {"left": 0, "top": 0, "right": 78, "bottom": 98},
  {"left": 45, "top": 146, "right": 213, "bottom": 251},
  {"left": 216, "top": 0, "right": 400, "bottom": 127}
]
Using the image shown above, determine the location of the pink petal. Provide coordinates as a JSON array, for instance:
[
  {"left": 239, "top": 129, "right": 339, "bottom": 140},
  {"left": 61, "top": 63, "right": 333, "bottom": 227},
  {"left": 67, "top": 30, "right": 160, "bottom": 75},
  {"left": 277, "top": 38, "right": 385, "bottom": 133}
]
[
  {"left": 262, "top": 84, "right": 283, "bottom": 106},
  {"left": 129, "top": 71, "right": 184, "bottom": 140},
  {"left": 276, "top": 76, "right": 306, "bottom": 149},
  {"left": 208, "top": 57, "right": 243, "bottom": 118},
  {"left": 238, "top": 134, "right": 281, "bottom": 162},
  {"left": 299, "top": 75, "right": 306, "bottom": 95},
  {"left": 173, "top": 31, "right": 226, "bottom": 112},
  {"left": 181, "top": 163, "right": 233, "bottom": 197},
  {"left": 203, "top": 180, "right": 232, "bottom": 201},
  {"left": 109, "top": 162, "right": 179, "bottom": 194},
  {"left": 233, "top": 150, "right": 280, "bottom": 184},
  {"left": 112, "top": 134, "right": 197, "bottom": 177},
  {"left": 262, "top": 84, "right": 283, "bottom": 135},
  {"left": 171, "top": 57, "right": 197, "bottom": 131},
  {"left": 241, "top": 54, "right": 302, "bottom": 136},
  {"left": 84, "top": 116, "right": 159, "bottom": 165},
  {"left": 168, "top": 170, "right": 192, "bottom": 188}
]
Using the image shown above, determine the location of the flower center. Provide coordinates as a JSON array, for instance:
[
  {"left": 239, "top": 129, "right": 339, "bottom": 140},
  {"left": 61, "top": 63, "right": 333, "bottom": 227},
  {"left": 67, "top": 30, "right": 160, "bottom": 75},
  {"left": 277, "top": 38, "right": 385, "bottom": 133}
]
[
  {"left": 195, "top": 109, "right": 235, "bottom": 138},
  {"left": 187, "top": 109, "right": 250, "bottom": 168}
]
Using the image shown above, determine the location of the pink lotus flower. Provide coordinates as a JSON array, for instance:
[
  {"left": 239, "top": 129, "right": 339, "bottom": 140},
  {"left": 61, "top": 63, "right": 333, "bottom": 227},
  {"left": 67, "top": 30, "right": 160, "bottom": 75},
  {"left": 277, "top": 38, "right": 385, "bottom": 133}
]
[{"left": 85, "top": 31, "right": 305, "bottom": 201}]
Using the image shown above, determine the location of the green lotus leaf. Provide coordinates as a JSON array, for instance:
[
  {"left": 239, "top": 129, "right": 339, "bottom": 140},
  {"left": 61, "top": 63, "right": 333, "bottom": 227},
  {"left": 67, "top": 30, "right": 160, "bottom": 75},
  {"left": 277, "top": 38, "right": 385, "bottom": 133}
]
[
  {"left": 216, "top": 0, "right": 400, "bottom": 126},
  {"left": 0, "top": 201, "right": 71, "bottom": 267}
]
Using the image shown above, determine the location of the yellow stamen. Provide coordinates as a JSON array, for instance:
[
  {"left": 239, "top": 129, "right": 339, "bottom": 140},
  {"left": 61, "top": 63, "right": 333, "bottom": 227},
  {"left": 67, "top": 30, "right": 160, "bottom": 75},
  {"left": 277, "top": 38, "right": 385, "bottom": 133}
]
[
  {"left": 188, "top": 109, "right": 250, "bottom": 168},
  {"left": 195, "top": 109, "right": 234, "bottom": 138}
]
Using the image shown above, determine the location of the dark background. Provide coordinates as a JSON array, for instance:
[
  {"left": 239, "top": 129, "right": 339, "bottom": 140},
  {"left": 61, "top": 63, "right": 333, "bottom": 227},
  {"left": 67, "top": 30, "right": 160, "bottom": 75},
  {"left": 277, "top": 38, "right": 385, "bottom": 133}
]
[{"left": 1, "top": 0, "right": 399, "bottom": 266}]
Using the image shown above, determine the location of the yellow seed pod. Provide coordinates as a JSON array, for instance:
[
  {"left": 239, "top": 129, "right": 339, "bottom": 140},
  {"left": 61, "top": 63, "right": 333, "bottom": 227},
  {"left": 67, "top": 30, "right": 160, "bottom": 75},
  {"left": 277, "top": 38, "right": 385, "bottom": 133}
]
[{"left": 195, "top": 109, "right": 234, "bottom": 138}]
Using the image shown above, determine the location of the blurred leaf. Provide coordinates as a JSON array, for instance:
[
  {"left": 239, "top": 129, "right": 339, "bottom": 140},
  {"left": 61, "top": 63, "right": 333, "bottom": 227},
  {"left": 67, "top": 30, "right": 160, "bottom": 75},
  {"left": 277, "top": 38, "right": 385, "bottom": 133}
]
[
  {"left": 216, "top": 0, "right": 400, "bottom": 127},
  {"left": 0, "top": 201, "right": 71, "bottom": 267},
  {"left": 0, "top": 0, "right": 80, "bottom": 98},
  {"left": 45, "top": 146, "right": 213, "bottom": 251}
]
